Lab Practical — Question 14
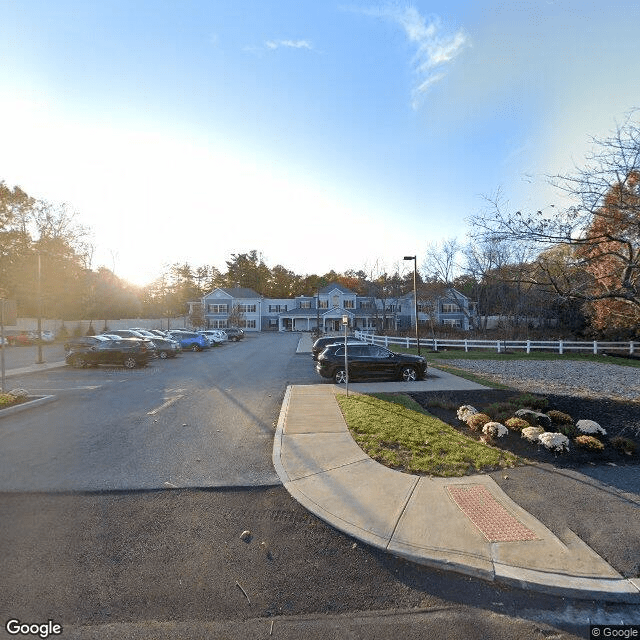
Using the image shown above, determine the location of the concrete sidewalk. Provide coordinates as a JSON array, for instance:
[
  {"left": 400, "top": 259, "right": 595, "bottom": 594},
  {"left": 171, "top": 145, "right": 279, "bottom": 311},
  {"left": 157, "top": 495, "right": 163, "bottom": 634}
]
[
  {"left": 277, "top": 335, "right": 640, "bottom": 601},
  {"left": 273, "top": 385, "right": 640, "bottom": 602}
]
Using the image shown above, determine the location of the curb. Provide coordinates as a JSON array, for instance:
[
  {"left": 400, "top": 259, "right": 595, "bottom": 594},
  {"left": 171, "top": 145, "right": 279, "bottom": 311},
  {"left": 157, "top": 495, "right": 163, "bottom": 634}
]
[
  {"left": 0, "top": 394, "right": 58, "bottom": 418},
  {"left": 2, "top": 361, "right": 68, "bottom": 378},
  {"left": 273, "top": 385, "right": 640, "bottom": 603}
]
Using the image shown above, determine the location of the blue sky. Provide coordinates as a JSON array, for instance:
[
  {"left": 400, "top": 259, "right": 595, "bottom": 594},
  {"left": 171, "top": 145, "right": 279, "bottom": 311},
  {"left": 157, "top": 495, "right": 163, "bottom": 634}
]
[{"left": 1, "top": 1, "right": 639, "bottom": 286}]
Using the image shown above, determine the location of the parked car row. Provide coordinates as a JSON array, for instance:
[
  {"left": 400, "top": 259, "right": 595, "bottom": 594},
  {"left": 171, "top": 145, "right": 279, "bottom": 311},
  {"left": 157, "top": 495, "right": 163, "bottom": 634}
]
[
  {"left": 312, "top": 335, "right": 427, "bottom": 383},
  {"left": 3, "top": 330, "right": 55, "bottom": 346},
  {"left": 64, "top": 327, "right": 243, "bottom": 369}
]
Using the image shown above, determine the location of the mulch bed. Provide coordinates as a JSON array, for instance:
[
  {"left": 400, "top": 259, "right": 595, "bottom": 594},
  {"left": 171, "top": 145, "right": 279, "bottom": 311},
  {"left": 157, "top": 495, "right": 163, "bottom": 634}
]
[{"left": 409, "top": 389, "right": 640, "bottom": 469}]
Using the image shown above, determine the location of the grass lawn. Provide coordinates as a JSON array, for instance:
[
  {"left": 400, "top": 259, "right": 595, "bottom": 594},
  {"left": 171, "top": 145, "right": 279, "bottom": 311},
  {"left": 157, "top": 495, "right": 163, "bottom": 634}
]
[{"left": 336, "top": 392, "right": 521, "bottom": 477}]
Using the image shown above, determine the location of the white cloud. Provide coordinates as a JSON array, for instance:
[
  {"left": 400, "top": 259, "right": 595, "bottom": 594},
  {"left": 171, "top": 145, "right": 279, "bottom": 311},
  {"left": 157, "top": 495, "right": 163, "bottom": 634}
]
[
  {"left": 349, "top": 4, "right": 468, "bottom": 109},
  {"left": 265, "top": 39, "right": 313, "bottom": 50}
]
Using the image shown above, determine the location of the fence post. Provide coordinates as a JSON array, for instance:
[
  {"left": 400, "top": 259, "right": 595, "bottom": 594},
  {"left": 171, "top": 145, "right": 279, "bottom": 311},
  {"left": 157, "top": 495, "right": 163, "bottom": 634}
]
[
  {"left": 496, "top": 340, "right": 501, "bottom": 353},
  {"left": 434, "top": 339, "right": 438, "bottom": 352},
  {"left": 559, "top": 340, "right": 563, "bottom": 355},
  {"left": 464, "top": 339, "right": 468, "bottom": 353},
  {"left": 526, "top": 340, "right": 531, "bottom": 354},
  {"left": 593, "top": 341, "right": 598, "bottom": 355}
]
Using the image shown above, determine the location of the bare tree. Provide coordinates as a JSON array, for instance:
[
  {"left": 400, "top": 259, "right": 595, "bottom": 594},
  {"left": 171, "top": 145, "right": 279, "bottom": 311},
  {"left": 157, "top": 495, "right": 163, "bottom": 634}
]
[{"left": 470, "top": 113, "right": 640, "bottom": 333}]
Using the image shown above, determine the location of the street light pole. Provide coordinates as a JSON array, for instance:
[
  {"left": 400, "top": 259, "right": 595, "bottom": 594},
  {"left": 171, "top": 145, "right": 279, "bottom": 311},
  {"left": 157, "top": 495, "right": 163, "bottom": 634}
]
[
  {"left": 403, "top": 255, "right": 420, "bottom": 356},
  {"left": 36, "top": 250, "right": 44, "bottom": 364}
]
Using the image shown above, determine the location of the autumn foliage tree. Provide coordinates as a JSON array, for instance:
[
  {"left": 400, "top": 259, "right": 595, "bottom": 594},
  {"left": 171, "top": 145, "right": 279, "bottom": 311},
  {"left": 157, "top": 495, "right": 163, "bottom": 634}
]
[{"left": 577, "top": 170, "right": 640, "bottom": 330}]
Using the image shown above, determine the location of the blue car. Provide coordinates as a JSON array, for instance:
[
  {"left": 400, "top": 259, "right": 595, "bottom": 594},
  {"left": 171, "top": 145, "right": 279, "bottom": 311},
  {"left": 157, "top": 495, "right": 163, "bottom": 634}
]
[{"left": 167, "top": 330, "right": 210, "bottom": 352}]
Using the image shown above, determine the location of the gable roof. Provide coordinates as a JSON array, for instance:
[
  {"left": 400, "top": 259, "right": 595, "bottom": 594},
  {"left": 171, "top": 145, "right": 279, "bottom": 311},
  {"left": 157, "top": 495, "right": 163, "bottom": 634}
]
[
  {"left": 318, "top": 282, "right": 355, "bottom": 295},
  {"left": 204, "top": 287, "right": 260, "bottom": 299}
]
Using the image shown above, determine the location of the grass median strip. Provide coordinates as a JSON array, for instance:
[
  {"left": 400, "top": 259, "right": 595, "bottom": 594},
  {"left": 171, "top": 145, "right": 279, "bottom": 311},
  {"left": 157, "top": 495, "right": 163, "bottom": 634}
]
[{"left": 335, "top": 392, "right": 520, "bottom": 477}]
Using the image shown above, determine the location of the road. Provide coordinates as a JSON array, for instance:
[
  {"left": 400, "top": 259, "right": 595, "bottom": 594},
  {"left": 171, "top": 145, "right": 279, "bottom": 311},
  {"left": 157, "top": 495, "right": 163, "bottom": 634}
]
[{"left": 0, "top": 334, "right": 637, "bottom": 638}]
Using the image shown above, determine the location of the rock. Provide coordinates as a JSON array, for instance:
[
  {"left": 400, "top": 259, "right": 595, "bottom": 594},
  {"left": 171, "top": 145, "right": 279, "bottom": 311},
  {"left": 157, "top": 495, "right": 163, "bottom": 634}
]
[
  {"left": 240, "top": 530, "right": 252, "bottom": 542},
  {"left": 515, "top": 409, "right": 552, "bottom": 429}
]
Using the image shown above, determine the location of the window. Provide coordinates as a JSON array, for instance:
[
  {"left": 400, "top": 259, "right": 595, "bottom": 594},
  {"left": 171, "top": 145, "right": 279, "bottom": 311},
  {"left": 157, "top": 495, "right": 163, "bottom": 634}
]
[
  {"left": 442, "top": 319, "right": 462, "bottom": 328},
  {"left": 237, "top": 304, "right": 256, "bottom": 313},
  {"left": 442, "top": 303, "right": 461, "bottom": 313},
  {"left": 210, "top": 320, "right": 228, "bottom": 328},
  {"left": 359, "top": 301, "right": 373, "bottom": 309},
  {"left": 318, "top": 300, "right": 328, "bottom": 309},
  {"left": 269, "top": 304, "right": 287, "bottom": 312},
  {"left": 269, "top": 318, "right": 278, "bottom": 327},
  {"left": 299, "top": 300, "right": 311, "bottom": 309},
  {"left": 208, "top": 304, "right": 228, "bottom": 314},
  {"left": 344, "top": 299, "right": 355, "bottom": 309},
  {"left": 240, "top": 319, "right": 256, "bottom": 329}
]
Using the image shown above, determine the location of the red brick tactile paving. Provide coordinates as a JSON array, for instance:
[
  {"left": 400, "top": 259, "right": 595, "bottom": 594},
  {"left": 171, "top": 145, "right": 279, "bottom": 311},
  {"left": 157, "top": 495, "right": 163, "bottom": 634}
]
[{"left": 447, "top": 484, "right": 539, "bottom": 543}]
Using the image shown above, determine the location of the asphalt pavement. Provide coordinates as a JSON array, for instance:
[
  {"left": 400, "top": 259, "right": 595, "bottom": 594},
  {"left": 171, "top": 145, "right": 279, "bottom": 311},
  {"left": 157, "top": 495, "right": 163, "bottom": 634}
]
[
  {"left": 3, "top": 337, "right": 639, "bottom": 603},
  {"left": 273, "top": 334, "right": 640, "bottom": 603}
]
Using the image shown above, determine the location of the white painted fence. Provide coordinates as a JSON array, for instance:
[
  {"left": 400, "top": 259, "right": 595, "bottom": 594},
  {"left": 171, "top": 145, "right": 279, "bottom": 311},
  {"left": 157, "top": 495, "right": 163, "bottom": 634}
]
[{"left": 354, "top": 331, "right": 637, "bottom": 355}]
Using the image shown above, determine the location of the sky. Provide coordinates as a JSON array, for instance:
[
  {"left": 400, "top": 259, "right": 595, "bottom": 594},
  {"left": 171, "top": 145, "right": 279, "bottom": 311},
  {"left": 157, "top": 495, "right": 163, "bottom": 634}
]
[{"left": 1, "top": 0, "right": 639, "bottom": 287}]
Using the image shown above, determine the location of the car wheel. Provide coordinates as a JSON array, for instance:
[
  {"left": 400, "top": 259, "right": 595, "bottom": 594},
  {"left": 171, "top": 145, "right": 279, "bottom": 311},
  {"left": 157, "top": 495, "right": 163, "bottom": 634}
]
[
  {"left": 400, "top": 366, "right": 417, "bottom": 382},
  {"left": 70, "top": 356, "right": 87, "bottom": 369},
  {"left": 333, "top": 368, "right": 348, "bottom": 384},
  {"left": 159, "top": 350, "right": 168, "bottom": 359},
  {"left": 191, "top": 343, "right": 201, "bottom": 352},
  {"left": 123, "top": 356, "right": 137, "bottom": 369}
]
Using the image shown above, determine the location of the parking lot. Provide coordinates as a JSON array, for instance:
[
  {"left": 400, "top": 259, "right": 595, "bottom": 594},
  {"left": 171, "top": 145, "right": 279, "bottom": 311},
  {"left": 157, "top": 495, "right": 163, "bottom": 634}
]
[{"left": 0, "top": 332, "right": 317, "bottom": 491}]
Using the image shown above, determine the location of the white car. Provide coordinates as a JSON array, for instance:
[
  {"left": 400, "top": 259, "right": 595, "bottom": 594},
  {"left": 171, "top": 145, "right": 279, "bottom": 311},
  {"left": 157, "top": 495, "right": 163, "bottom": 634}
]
[{"left": 199, "top": 330, "right": 227, "bottom": 344}]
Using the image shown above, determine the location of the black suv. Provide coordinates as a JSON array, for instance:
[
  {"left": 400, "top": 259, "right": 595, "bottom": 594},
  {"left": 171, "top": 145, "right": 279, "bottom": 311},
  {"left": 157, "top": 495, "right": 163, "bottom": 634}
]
[
  {"left": 223, "top": 328, "right": 244, "bottom": 341},
  {"left": 316, "top": 343, "right": 427, "bottom": 383},
  {"left": 311, "top": 335, "right": 365, "bottom": 360},
  {"left": 65, "top": 338, "right": 151, "bottom": 369}
]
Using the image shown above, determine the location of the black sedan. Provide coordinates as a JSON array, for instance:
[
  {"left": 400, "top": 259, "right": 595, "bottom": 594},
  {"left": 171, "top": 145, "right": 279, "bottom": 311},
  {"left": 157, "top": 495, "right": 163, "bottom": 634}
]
[
  {"left": 316, "top": 343, "right": 427, "bottom": 383},
  {"left": 65, "top": 338, "right": 151, "bottom": 369}
]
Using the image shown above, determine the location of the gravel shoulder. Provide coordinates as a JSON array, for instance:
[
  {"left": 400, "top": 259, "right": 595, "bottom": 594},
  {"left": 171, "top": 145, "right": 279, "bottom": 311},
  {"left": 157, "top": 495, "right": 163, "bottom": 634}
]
[{"left": 438, "top": 358, "right": 640, "bottom": 402}]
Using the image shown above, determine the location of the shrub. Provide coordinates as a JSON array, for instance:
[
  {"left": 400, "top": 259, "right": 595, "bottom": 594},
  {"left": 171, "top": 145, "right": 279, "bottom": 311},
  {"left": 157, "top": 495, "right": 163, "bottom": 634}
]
[
  {"left": 483, "top": 401, "right": 517, "bottom": 423},
  {"left": 539, "top": 432, "right": 570, "bottom": 453},
  {"left": 505, "top": 417, "right": 530, "bottom": 432},
  {"left": 514, "top": 408, "right": 552, "bottom": 429},
  {"left": 456, "top": 405, "right": 478, "bottom": 422},
  {"left": 548, "top": 410, "right": 573, "bottom": 425},
  {"left": 466, "top": 413, "right": 492, "bottom": 432},
  {"left": 611, "top": 436, "right": 637, "bottom": 455},
  {"left": 557, "top": 422, "right": 578, "bottom": 438},
  {"left": 574, "top": 435, "right": 605, "bottom": 451},
  {"left": 482, "top": 422, "right": 508, "bottom": 439},
  {"left": 0, "top": 393, "right": 27, "bottom": 408},
  {"left": 576, "top": 419, "right": 607, "bottom": 436},
  {"left": 509, "top": 393, "right": 549, "bottom": 412},
  {"left": 521, "top": 426, "right": 544, "bottom": 443},
  {"left": 0, "top": 393, "right": 17, "bottom": 408},
  {"left": 427, "top": 396, "right": 459, "bottom": 411}
]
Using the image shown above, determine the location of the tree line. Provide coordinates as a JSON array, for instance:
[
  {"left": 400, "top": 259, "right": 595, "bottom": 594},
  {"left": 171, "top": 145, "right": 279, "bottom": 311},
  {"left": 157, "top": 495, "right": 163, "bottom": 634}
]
[{"left": 2, "top": 113, "right": 638, "bottom": 338}]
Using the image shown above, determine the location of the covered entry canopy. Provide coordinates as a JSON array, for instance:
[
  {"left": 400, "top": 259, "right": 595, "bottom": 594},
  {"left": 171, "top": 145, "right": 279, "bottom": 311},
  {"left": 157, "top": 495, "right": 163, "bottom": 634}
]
[{"left": 277, "top": 307, "right": 362, "bottom": 332}]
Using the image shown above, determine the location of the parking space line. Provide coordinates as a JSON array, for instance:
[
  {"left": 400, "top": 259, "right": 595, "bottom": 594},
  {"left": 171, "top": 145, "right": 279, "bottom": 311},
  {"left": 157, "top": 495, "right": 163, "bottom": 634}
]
[
  {"left": 27, "top": 385, "right": 102, "bottom": 392},
  {"left": 147, "top": 395, "right": 183, "bottom": 415}
]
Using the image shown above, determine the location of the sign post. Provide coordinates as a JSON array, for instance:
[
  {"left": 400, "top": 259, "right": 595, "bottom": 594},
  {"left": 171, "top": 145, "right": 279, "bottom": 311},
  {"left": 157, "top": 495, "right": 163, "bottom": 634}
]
[{"left": 342, "top": 314, "right": 349, "bottom": 396}]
